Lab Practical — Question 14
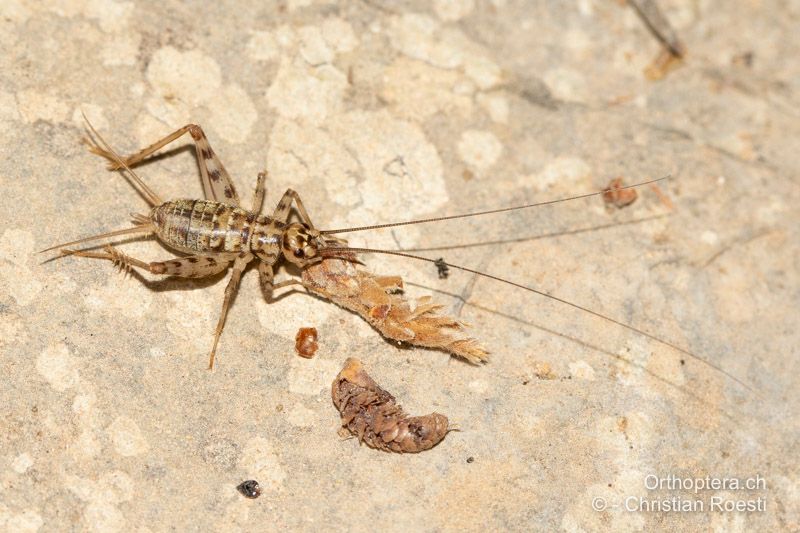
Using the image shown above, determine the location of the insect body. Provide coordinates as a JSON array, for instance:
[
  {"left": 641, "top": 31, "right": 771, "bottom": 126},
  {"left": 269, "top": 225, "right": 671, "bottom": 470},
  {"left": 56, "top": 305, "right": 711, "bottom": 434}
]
[
  {"left": 45, "top": 121, "right": 333, "bottom": 369},
  {"left": 332, "top": 357, "right": 450, "bottom": 453},
  {"left": 149, "top": 198, "right": 322, "bottom": 269},
  {"left": 43, "top": 118, "right": 751, "bottom": 394}
]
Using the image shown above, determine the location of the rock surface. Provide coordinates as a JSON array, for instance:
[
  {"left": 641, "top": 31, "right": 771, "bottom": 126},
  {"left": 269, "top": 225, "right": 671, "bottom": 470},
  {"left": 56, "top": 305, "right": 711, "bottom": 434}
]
[{"left": 0, "top": 1, "right": 798, "bottom": 531}]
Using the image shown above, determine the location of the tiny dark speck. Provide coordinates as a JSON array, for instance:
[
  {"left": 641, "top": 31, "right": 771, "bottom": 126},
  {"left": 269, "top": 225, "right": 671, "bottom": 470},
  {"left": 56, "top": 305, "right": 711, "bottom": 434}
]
[
  {"left": 680, "top": 359, "right": 686, "bottom": 365},
  {"left": 466, "top": 456, "right": 474, "bottom": 464},
  {"left": 434, "top": 257, "right": 449, "bottom": 279},
  {"left": 237, "top": 479, "right": 261, "bottom": 499}
]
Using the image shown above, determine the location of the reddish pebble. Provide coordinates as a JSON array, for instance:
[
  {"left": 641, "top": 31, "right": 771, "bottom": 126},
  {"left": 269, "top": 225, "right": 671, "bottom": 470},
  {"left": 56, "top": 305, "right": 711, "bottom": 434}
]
[{"left": 295, "top": 327, "right": 319, "bottom": 358}]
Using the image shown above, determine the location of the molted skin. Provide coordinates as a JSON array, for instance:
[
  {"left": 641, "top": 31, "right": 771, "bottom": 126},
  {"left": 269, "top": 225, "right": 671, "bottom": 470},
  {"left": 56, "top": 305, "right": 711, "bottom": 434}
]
[
  {"left": 331, "top": 358, "right": 449, "bottom": 453},
  {"left": 302, "top": 256, "right": 488, "bottom": 363}
]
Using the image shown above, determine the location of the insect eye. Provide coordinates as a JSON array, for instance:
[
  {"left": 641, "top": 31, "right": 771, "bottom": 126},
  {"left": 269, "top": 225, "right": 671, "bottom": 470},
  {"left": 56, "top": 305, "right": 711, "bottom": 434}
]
[{"left": 294, "top": 249, "right": 305, "bottom": 258}]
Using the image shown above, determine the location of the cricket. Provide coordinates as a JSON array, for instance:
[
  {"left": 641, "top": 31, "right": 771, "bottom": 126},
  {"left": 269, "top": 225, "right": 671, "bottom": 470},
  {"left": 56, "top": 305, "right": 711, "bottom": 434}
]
[{"left": 41, "top": 118, "right": 750, "bottom": 394}]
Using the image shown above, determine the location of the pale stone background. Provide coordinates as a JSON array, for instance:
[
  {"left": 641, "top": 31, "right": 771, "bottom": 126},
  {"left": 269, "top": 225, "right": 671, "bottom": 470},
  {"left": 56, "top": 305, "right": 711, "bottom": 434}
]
[{"left": 1, "top": 0, "right": 798, "bottom": 531}]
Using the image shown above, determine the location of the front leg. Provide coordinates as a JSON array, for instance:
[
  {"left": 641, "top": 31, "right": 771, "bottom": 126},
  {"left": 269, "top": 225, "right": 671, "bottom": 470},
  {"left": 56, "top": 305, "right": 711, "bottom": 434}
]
[{"left": 258, "top": 262, "right": 302, "bottom": 300}]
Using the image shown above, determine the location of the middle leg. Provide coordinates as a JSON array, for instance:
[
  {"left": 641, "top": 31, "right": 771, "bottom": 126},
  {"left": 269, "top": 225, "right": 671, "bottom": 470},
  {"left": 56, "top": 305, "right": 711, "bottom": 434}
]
[
  {"left": 271, "top": 189, "right": 315, "bottom": 228},
  {"left": 208, "top": 253, "right": 253, "bottom": 369}
]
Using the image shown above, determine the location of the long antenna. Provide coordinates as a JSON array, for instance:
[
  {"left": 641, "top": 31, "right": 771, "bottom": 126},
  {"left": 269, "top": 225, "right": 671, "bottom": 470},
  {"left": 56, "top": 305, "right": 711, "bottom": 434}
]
[
  {"left": 319, "top": 246, "right": 754, "bottom": 394},
  {"left": 320, "top": 176, "right": 669, "bottom": 235}
]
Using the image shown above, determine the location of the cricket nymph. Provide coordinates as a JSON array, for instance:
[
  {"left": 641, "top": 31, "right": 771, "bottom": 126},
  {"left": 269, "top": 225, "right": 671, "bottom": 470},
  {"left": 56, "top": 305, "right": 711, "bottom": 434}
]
[
  {"left": 45, "top": 121, "right": 340, "bottom": 369},
  {"left": 149, "top": 198, "right": 324, "bottom": 266},
  {"left": 47, "top": 120, "right": 748, "bottom": 395}
]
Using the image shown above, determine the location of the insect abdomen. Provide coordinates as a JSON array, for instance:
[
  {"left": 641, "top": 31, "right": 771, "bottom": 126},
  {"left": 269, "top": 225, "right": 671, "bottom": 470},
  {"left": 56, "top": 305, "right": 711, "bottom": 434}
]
[{"left": 151, "top": 199, "right": 255, "bottom": 254}]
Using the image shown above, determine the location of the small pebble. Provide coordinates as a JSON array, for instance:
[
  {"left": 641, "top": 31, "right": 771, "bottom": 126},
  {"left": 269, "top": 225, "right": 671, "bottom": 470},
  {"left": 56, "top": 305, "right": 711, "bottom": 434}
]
[
  {"left": 237, "top": 479, "right": 262, "bottom": 499},
  {"left": 295, "top": 327, "right": 319, "bottom": 358}
]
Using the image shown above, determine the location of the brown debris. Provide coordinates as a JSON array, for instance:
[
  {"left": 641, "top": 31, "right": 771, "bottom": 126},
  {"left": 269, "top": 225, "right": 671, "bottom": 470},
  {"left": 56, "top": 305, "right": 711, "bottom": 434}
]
[
  {"left": 602, "top": 178, "right": 639, "bottom": 209},
  {"left": 302, "top": 256, "right": 488, "bottom": 363},
  {"left": 295, "top": 327, "right": 319, "bottom": 358},
  {"left": 731, "top": 51, "right": 754, "bottom": 68},
  {"left": 533, "top": 361, "right": 556, "bottom": 380},
  {"left": 649, "top": 183, "right": 674, "bottom": 210},
  {"left": 331, "top": 358, "right": 449, "bottom": 453},
  {"left": 644, "top": 48, "right": 684, "bottom": 81}
]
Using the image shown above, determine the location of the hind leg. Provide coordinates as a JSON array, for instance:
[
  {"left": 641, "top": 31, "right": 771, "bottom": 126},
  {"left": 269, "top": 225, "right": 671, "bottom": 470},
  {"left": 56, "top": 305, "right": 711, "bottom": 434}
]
[
  {"left": 62, "top": 246, "right": 234, "bottom": 278},
  {"left": 87, "top": 123, "right": 241, "bottom": 206}
]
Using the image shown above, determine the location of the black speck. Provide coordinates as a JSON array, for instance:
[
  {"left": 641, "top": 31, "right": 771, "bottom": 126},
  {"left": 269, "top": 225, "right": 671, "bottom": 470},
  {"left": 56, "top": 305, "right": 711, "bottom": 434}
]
[
  {"left": 237, "top": 479, "right": 262, "bottom": 499},
  {"left": 466, "top": 456, "right": 475, "bottom": 464},
  {"left": 680, "top": 359, "right": 685, "bottom": 365},
  {"left": 434, "top": 258, "right": 450, "bottom": 279}
]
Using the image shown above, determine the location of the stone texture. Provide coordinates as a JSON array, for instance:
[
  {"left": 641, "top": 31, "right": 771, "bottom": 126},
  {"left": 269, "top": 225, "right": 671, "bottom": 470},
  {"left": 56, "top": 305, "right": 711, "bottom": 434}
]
[{"left": 0, "top": 1, "right": 797, "bottom": 531}]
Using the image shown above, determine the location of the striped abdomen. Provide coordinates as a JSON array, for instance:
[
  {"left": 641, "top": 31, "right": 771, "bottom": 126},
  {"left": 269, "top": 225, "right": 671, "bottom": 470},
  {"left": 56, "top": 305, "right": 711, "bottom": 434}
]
[{"left": 151, "top": 199, "right": 281, "bottom": 256}]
